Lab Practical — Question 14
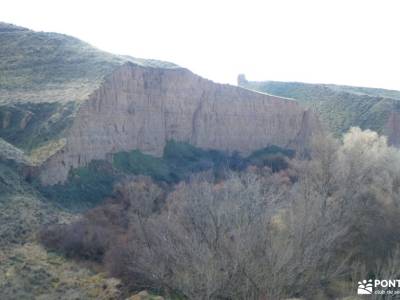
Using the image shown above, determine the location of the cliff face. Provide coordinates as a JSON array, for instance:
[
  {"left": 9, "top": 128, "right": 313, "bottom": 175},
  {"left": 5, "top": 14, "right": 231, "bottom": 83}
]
[
  {"left": 40, "top": 63, "right": 314, "bottom": 184},
  {"left": 238, "top": 77, "right": 400, "bottom": 138},
  {"left": 385, "top": 112, "right": 400, "bottom": 147}
]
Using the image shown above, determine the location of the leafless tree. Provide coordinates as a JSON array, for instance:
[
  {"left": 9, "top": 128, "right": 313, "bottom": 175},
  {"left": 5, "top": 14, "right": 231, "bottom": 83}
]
[{"left": 41, "top": 127, "right": 400, "bottom": 299}]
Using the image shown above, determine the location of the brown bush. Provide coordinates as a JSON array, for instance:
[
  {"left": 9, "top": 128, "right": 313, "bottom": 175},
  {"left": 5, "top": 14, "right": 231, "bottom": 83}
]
[{"left": 40, "top": 128, "right": 400, "bottom": 299}]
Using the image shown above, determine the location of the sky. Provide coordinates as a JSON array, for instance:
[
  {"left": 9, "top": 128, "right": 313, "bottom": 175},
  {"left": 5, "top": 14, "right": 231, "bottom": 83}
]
[{"left": 2, "top": 0, "right": 400, "bottom": 90}]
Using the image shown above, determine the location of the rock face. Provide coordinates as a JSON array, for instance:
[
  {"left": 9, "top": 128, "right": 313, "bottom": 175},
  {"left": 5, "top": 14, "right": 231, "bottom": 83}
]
[
  {"left": 39, "top": 63, "right": 315, "bottom": 184},
  {"left": 238, "top": 76, "right": 400, "bottom": 138},
  {"left": 385, "top": 112, "right": 400, "bottom": 147}
]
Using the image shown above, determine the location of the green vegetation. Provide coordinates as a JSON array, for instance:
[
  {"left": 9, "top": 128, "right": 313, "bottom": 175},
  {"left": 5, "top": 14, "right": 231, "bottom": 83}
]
[
  {"left": 0, "top": 22, "right": 180, "bottom": 156},
  {"left": 113, "top": 141, "right": 228, "bottom": 183},
  {"left": 0, "top": 160, "right": 27, "bottom": 198},
  {"left": 247, "top": 145, "right": 295, "bottom": 171},
  {"left": 0, "top": 138, "right": 29, "bottom": 165},
  {"left": 41, "top": 141, "right": 294, "bottom": 209},
  {"left": 113, "top": 141, "right": 294, "bottom": 183},
  {"left": 0, "top": 27, "right": 121, "bottom": 104},
  {"left": 0, "top": 102, "right": 77, "bottom": 151},
  {"left": 39, "top": 160, "right": 117, "bottom": 210},
  {"left": 328, "top": 84, "right": 400, "bottom": 99},
  {"left": 239, "top": 79, "right": 400, "bottom": 135},
  {"left": 161, "top": 141, "right": 232, "bottom": 181},
  {"left": 40, "top": 128, "right": 400, "bottom": 299},
  {"left": 0, "top": 22, "right": 179, "bottom": 105},
  {"left": 0, "top": 156, "right": 71, "bottom": 248},
  {"left": 113, "top": 150, "right": 171, "bottom": 182},
  {"left": 0, "top": 243, "right": 122, "bottom": 300},
  {"left": 0, "top": 133, "right": 127, "bottom": 300}
]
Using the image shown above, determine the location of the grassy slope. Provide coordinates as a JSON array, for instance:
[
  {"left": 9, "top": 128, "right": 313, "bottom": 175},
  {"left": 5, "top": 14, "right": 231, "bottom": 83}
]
[
  {"left": 0, "top": 22, "right": 179, "bottom": 154},
  {"left": 0, "top": 22, "right": 179, "bottom": 105},
  {"left": 0, "top": 101, "right": 76, "bottom": 152},
  {"left": 239, "top": 79, "right": 400, "bottom": 135},
  {"left": 0, "top": 140, "right": 293, "bottom": 298},
  {"left": 0, "top": 243, "right": 122, "bottom": 300},
  {"left": 0, "top": 137, "right": 30, "bottom": 164},
  {"left": 0, "top": 149, "right": 124, "bottom": 299}
]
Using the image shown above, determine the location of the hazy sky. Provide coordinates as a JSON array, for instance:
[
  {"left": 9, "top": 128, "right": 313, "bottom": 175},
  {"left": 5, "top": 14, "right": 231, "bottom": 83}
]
[{"left": 2, "top": 0, "right": 400, "bottom": 90}]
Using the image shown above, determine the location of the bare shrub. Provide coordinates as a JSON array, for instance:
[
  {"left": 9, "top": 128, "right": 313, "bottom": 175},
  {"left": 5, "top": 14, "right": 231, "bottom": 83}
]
[
  {"left": 40, "top": 128, "right": 400, "bottom": 299},
  {"left": 40, "top": 176, "right": 164, "bottom": 263}
]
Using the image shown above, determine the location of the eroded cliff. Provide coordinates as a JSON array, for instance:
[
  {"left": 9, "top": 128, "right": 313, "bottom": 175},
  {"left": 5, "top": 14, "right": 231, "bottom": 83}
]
[
  {"left": 385, "top": 112, "right": 400, "bottom": 147},
  {"left": 40, "top": 63, "right": 315, "bottom": 184},
  {"left": 238, "top": 76, "right": 400, "bottom": 140}
]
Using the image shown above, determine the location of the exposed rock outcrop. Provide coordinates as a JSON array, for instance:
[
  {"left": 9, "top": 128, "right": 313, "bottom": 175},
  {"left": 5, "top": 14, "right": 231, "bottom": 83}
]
[
  {"left": 385, "top": 112, "right": 400, "bottom": 147},
  {"left": 39, "top": 63, "right": 316, "bottom": 184},
  {"left": 238, "top": 76, "right": 400, "bottom": 138}
]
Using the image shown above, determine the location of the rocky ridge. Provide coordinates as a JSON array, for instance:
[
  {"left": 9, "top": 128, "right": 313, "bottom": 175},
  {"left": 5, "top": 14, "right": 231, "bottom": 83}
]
[
  {"left": 40, "top": 63, "right": 316, "bottom": 184},
  {"left": 238, "top": 75, "right": 400, "bottom": 145},
  {"left": 0, "top": 23, "right": 317, "bottom": 185}
]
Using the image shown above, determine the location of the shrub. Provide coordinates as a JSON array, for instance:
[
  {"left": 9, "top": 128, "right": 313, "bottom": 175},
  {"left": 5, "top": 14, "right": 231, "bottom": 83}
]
[
  {"left": 39, "top": 160, "right": 116, "bottom": 210},
  {"left": 40, "top": 128, "right": 400, "bottom": 299}
]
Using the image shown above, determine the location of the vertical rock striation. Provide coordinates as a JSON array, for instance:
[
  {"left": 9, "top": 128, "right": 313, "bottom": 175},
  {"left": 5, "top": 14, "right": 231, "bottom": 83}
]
[
  {"left": 40, "top": 63, "right": 316, "bottom": 184},
  {"left": 385, "top": 112, "right": 400, "bottom": 147}
]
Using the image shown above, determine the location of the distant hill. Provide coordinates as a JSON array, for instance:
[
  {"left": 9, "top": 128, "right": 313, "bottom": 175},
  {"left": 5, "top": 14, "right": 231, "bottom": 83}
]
[{"left": 238, "top": 75, "right": 400, "bottom": 139}]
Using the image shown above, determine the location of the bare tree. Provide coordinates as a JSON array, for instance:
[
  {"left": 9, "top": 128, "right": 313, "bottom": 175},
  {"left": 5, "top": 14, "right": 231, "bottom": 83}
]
[{"left": 41, "top": 127, "right": 400, "bottom": 300}]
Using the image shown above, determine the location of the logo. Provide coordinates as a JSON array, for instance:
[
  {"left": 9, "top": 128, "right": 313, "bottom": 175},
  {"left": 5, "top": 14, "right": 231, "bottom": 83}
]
[
  {"left": 358, "top": 279, "right": 373, "bottom": 295},
  {"left": 357, "top": 279, "right": 400, "bottom": 295}
]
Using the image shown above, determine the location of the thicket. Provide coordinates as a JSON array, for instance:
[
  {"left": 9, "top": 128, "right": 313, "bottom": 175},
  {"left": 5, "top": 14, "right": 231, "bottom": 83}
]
[
  {"left": 41, "top": 141, "right": 292, "bottom": 210},
  {"left": 113, "top": 141, "right": 291, "bottom": 183},
  {"left": 40, "top": 128, "right": 400, "bottom": 299},
  {"left": 39, "top": 160, "right": 117, "bottom": 210}
]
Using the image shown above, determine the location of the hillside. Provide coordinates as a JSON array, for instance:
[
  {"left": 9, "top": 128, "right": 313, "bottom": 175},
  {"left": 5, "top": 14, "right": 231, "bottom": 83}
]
[
  {"left": 0, "top": 22, "right": 317, "bottom": 297},
  {"left": 1, "top": 20, "right": 400, "bottom": 299},
  {"left": 0, "top": 22, "right": 179, "bottom": 154},
  {"left": 0, "top": 21, "right": 311, "bottom": 296},
  {"left": 0, "top": 23, "right": 316, "bottom": 185},
  {"left": 0, "top": 22, "right": 179, "bottom": 155},
  {"left": 0, "top": 149, "right": 125, "bottom": 299},
  {"left": 0, "top": 22, "right": 178, "bottom": 105},
  {"left": 238, "top": 75, "right": 400, "bottom": 144},
  {"left": 39, "top": 63, "right": 316, "bottom": 185}
]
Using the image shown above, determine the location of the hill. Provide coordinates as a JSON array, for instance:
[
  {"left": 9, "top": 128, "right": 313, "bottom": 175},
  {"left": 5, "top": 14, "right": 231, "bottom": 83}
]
[
  {"left": 0, "top": 22, "right": 315, "bottom": 185},
  {"left": 0, "top": 22, "right": 178, "bottom": 105},
  {"left": 238, "top": 75, "right": 400, "bottom": 144},
  {"left": 0, "top": 153, "right": 123, "bottom": 299},
  {"left": 1, "top": 21, "right": 400, "bottom": 299},
  {"left": 0, "top": 22, "right": 309, "bottom": 297},
  {"left": 0, "top": 22, "right": 179, "bottom": 154}
]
